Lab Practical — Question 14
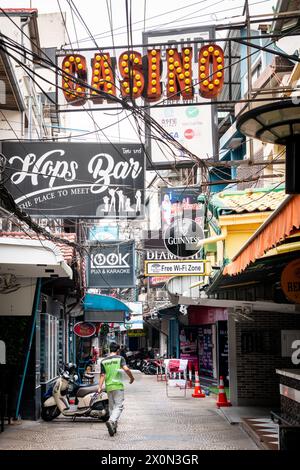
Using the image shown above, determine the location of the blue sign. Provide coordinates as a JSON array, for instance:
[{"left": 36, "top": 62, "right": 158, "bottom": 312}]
[{"left": 89, "top": 226, "right": 119, "bottom": 241}]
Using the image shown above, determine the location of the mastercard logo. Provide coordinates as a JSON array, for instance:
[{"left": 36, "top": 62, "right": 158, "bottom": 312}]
[{"left": 184, "top": 129, "right": 195, "bottom": 139}]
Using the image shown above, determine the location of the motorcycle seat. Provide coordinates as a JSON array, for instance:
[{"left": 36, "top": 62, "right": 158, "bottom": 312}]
[{"left": 76, "top": 385, "right": 99, "bottom": 397}]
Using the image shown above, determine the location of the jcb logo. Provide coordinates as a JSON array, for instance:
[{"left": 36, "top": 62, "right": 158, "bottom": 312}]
[{"left": 91, "top": 252, "right": 130, "bottom": 268}]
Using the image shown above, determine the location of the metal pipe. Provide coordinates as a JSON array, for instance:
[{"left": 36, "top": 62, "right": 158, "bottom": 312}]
[
  {"left": 20, "top": 17, "right": 32, "bottom": 139},
  {"left": 15, "top": 277, "right": 42, "bottom": 419},
  {"left": 197, "top": 233, "right": 227, "bottom": 247}
]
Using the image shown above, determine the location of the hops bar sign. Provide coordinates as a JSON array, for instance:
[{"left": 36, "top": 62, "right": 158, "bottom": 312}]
[
  {"left": 60, "top": 44, "right": 224, "bottom": 105},
  {"left": 4, "top": 142, "right": 145, "bottom": 218}
]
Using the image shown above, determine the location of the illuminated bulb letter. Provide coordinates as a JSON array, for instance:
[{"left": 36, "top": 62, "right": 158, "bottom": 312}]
[
  {"left": 119, "top": 50, "right": 144, "bottom": 99},
  {"left": 166, "top": 47, "right": 193, "bottom": 100},
  {"left": 146, "top": 49, "right": 162, "bottom": 101},
  {"left": 198, "top": 44, "right": 224, "bottom": 99},
  {"left": 62, "top": 54, "right": 87, "bottom": 105},
  {"left": 90, "top": 53, "right": 116, "bottom": 102}
]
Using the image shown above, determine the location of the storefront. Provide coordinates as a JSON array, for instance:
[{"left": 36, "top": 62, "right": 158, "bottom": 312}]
[
  {"left": 179, "top": 306, "right": 228, "bottom": 384},
  {"left": 0, "top": 236, "right": 73, "bottom": 420},
  {"left": 208, "top": 194, "right": 300, "bottom": 408}
]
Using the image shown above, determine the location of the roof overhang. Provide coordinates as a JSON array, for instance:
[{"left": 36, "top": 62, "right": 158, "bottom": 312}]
[
  {"left": 223, "top": 194, "right": 300, "bottom": 276},
  {"left": 0, "top": 9, "right": 40, "bottom": 50},
  {"left": 168, "top": 293, "right": 300, "bottom": 314},
  {"left": 0, "top": 237, "right": 72, "bottom": 279}
]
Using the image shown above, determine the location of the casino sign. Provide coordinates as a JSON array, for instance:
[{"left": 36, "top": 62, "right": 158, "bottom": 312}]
[{"left": 60, "top": 44, "right": 225, "bottom": 106}]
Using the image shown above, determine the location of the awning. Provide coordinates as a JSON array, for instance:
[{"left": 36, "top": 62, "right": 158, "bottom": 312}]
[
  {"left": 83, "top": 293, "right": 131, "bottom": 323},
  {"left": 0, "top": 237, "right": 72, "bottom": 279},
  {"left": 157, "top": 305, "right": 180, "bottom": 320},
  {"left": 224, "top": 194, "right": 300, "bottom": 276}
]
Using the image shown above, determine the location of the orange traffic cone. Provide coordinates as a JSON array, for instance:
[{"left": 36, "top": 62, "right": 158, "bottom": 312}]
[
  {"left": 192, "top": 370, "right": 205, "bottom": 398},
  {"left": 216, "top": 376, "right": 232, "bottom": 407}
]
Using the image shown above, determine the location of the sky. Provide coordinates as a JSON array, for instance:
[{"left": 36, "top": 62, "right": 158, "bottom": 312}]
[{"left": 0, "top": 0, "right": 277, "bottom": 145}]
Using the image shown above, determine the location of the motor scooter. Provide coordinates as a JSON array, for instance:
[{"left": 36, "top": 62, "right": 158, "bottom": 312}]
[{"left": 41, "top": 365, "right": 109, "bottom": 422}]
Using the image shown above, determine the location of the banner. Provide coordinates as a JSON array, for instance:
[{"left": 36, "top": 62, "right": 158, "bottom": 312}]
[
  {"left": 4, "top": 142, "right": 145, "bottom": 218},
  {"left": 87, "top": 241, "right": 135, "bottom": 288}
]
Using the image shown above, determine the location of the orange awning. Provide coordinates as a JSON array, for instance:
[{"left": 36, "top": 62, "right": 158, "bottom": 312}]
[{"left": 224, "top": 194, "right": 300, "bottom": 276}]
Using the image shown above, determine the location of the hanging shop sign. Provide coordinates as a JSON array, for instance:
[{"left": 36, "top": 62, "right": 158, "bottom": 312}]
[
  {"left": 149, "top": 276, "right": 170, "bottom": 287},
  {"left": 144, "top": 259, "right": 207, "bottom": 277},
  {"left": 127, "top": 329, "right": 146, "bottom": 337},
  {"left": 3, "top": 142, "right": 145, "bottom": 219},
  {"left": 161, "top": 187, "right": 204, "bottom": 231},
  {"left": 143, "top": 234, "right": 202, "bottom": 261},
  {"left": 73, "top": 322, "right": 96, "bottom": 338},
  {"left": 87, "top": 241, "right": 135, "bottom": 288},
  {"left": 164, "top": 217, "right": 204, "bottom": 258},
  {"left": 281, "top": 259, "right": 300, "bottom": 304},
  {"left": 143, "top": 27, "right": 217, "bottom": 164},
  {"left": 58, "top": 43, "right": 224, "bottom": 106}
]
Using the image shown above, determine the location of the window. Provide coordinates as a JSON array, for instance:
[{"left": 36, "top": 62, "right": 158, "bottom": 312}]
[
  {"left": 252, "top": 61, "right": 262, "bottom": 84},
  {"left": 40, "top": 313, "right": 59, "bottom": 384}
]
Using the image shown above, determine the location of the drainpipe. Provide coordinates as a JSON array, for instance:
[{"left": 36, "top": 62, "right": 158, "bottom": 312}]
[
  {"left": 15, "top": 278, "right": 42, "bottom": 420},
  {"left": 196, "top": 232, "right": 226, "bottom": 248},
  {"left": 21, "top": 17, "right": 32, "bottom": 139},
  {"left": 188, "top": 231, "right": 227, "bottom": 289}
]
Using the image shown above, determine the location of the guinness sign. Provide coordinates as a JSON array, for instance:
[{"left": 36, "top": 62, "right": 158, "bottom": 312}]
[{"left": 164, "top": 218, "right": 204, "bottom": 258}]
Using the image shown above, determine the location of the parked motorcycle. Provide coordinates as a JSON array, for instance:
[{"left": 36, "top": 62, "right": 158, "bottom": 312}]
[{"left": 41, "top": 364, "right": 109, "bottom": 422}]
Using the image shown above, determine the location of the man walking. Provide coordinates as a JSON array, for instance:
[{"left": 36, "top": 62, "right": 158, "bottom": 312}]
[{"left": 98, "top": 342, "right": 134, "bottom": 436}]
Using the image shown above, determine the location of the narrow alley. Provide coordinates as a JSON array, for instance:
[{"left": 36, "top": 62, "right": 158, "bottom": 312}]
[{"left": 0, "top": 376, "right": 257, "bottom": 450}]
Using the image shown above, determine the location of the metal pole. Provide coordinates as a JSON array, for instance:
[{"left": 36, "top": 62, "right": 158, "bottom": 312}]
[
  {"left": 15, "top": 278, "right": 42, "bottom": 419},
  {"left": 245, "top": 0, "right": 254, "bottom": 162}
]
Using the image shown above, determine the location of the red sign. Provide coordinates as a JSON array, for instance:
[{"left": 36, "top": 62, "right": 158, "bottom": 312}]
[
  {"left": 281, "top": 259, "right": 300, "bottom": 303},
  {"left": 73, "top": 322, "right": 96, "bottom": 337},
  {"left": 184, "top": 129, "right": 195, "bottom": 140}
]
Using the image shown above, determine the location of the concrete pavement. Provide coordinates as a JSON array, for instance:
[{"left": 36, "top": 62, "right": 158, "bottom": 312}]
[{"left": 0, "top": 375, "right": 258, "bottom": 450}]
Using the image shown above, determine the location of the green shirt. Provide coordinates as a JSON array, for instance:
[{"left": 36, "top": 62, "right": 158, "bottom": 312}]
[{"left": 101, "top": 354, "right": 126, "bottom": 392}]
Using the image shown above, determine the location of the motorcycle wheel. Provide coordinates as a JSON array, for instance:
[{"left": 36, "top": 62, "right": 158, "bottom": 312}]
[
  {"left": 41, "top": 405, "right": 60, "bottom": 421},
  {"left": 100, "top": 407, "right": 110, "bottom": 422}
]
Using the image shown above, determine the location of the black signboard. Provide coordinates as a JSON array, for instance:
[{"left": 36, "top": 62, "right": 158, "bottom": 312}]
[
  {"left": 3, "top": 142, "right": 145, "bottom": 218},
  {"left": 217, "top": 321, "right": 228, "bottom": 386},
  {"left": 87, "top": 241, "right": 135, "bottom": 288},
  {"left": 198, "top": 325, "right": 213, "bottom": 377},
  {"left": 164, "top": 218, "right": 204, "bottom": 258}
]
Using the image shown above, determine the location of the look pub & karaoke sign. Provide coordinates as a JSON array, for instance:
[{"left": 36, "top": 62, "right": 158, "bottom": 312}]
[{"left": 59, "top": 43, "right": 225, "bottom": 106}]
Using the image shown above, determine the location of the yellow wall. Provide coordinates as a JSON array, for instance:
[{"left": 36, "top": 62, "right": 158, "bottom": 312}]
[{"left": 219, "top": 212, "right": 271, "bottom": 261}]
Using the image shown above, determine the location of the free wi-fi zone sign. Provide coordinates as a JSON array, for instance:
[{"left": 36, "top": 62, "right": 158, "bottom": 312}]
[{"left": 144, "top": 260, "right": 209, "bottom": 277}]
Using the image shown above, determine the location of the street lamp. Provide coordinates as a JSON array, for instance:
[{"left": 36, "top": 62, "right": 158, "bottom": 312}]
[{"left": 236, "top": 99, "right": 300, "bottom": 194}]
